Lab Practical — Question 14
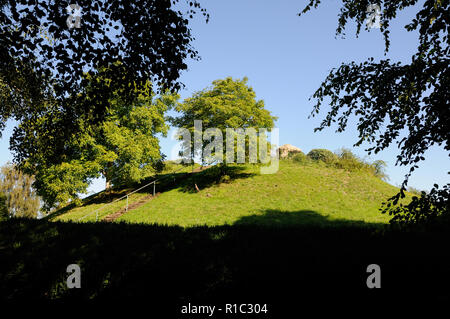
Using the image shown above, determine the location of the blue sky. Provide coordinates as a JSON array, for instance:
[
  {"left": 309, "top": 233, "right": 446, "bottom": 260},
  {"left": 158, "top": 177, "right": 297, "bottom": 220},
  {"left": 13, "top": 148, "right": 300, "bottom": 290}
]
[{"left": 1, "top": 0, "right": 448, "bottom": 195}]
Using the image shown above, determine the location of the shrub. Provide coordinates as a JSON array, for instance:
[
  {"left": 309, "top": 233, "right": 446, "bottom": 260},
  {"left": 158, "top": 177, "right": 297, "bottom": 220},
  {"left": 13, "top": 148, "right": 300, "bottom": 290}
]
[
  {"left": 336, "top": 148, "right": 358, "bottom": 160},
  {"left": 307, "top": 149, "right": 337, "bottom": 163},
  {"left": 285, "top": 149, "right": 303, "bottom": 159},
  {"left": 303, "top": 147, "right": 389, "bottom": 181},
  {"left": 333, "top": 148, "right": 370, "bottom": 172},
  {"left": 291, "top": 151, "right": 309, "bottom": 164}
]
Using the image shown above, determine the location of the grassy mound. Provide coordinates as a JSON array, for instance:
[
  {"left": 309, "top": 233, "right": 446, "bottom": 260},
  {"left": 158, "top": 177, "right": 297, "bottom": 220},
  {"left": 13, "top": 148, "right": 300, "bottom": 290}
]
[
  {"left": 48, "top": 157, "right": 411, "bottom": 227},
  {"left": 2, "top": 155, "right": 444, "bottom": 306}
]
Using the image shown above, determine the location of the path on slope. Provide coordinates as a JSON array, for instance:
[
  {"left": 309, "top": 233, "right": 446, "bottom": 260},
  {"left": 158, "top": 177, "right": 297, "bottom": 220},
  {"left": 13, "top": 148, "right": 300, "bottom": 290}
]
[
  {"left": 103, "top": 193, "right": 161, "bottom": 222},
  {"left": 103, "top": 165, "right": 211, "bottom": 222}
]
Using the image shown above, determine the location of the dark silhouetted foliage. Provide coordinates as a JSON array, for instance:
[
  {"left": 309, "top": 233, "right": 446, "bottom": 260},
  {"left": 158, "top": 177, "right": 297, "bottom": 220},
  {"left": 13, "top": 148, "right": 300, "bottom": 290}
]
[
  {"left": 386, "top": 183, "right": 450, "bottom": 230},
  {"left": 0, "top": 0, "right": 208, "bottom": 169},
  {"left": 300, "top": 0, "right": 449, "bottom": 225},
  {"left": 1, "top": 218, "right": 449, "bottom": 307}
]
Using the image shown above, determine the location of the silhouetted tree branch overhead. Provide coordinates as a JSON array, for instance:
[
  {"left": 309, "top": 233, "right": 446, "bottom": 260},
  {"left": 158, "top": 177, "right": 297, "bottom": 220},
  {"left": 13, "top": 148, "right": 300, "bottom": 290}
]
[
  {"left": 0, "top": 0, "right": 208, "bottom": 166},
  {"left": 300, "top": 0, "right": 449, "bottom": 226}
]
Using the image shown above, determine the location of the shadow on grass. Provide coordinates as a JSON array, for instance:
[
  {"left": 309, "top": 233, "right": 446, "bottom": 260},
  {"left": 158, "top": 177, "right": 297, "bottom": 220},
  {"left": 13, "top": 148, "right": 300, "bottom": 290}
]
[
  {"left": 1, "top": 215, "right": 449, "bottom": 310},
  {"left": 179, "top": 165, "right": 256, "bottom": 193},
  {"left": 234, "top": 209, "right": 384, "bottom": 228}
]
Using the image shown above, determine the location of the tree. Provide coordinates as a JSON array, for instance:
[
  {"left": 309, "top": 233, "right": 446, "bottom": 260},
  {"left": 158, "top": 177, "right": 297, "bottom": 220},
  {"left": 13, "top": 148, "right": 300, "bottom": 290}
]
[
  {"left": 0, "top": 163, "right": 40, "bottom": 218},
  {"left": 0, "top": 0, "right": 208, "bottom": 171},
  {"left": 372, "top": 160, "right": 389, "bottom": 181},
  {"left": 171, "top": 77, "right": 277, "bottom": 166},
  {"left": 300, "top": 0, "right": 449, "bottom": 225},
  {"left": 24, "top": 68, "right": 179, "bottom": 211},
  {"left": 0, "top": 193, "right": 8, "bottom": 221},
  {"left": 98, "top": 80, "right": 178, "bottom": 189}
]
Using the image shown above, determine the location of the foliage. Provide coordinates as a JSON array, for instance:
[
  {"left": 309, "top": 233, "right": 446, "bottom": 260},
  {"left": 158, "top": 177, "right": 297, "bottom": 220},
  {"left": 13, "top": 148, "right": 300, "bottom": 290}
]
[
  {"left": 292, "top": 151, "right": 309, "bottom": 164},
  {"left": 98, "top": 80, "right": 177, "bottom": 188},
  {"left": 284, "top": 149, "right": 304, "bottom": 159},
  {"left": 385, "top": 183, "right": 450, "bottom": 229},
  {"left": 300, "top": 0, "right": 450, "bottom": 225},
  {"left": 0, "top": 163, "right": 40, "bottom": 218},
  {"left": 334, "top": 149, "right": 388, "bottom": 180},
  {"left": 0, "top": 0, "right": 208, "bottom": 170},
  {"left": 2, "top": 218, "right": 449, "bottom": 304},
  {"left": 25, "top": 69, "right": 179, "bottom": 211},
  {"left": 336, "top": 148, "right": 358, "bottom": 161},
  {"left": 170, "top": 77, "right": 277, "bottom": 165},
  {"left": 307, "top": 149, "right": 337, "bottom": 163},
  {"left": 0, "top": 192, "right": 8, "bottom": 221},
  {"left": 299, "top": 148, "right": 388, "bottom": 180},
  {"left": 371, "top": 160, "right": 388, "bottom": 181},
  {"left": 333, "top": 148, "right": 370, "bottom": 170}
]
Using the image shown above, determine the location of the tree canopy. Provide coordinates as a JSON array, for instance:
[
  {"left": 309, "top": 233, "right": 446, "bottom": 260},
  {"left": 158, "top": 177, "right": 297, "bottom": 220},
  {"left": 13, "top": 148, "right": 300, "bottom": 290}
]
[
  {"left": 0, "top": 0, "right": 208, "bottom": 168},
  {"left": 24, "top": 68, "right": 179, "bottom": 211},
  {"left": 0, "top": 192, "right": 7, "bottom": 221},
  {"left": 0, "top": 163, "right": 40, "bottom": 218},
  {"left": 300, "top": 0, "right": 449, "bottom": 225},
  {"left": 171, "top": 77, "right": 277, "bottom": 165}
]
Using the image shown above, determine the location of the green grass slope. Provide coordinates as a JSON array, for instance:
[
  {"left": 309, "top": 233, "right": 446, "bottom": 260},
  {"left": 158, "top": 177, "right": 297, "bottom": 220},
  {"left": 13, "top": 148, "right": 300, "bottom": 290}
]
[
  {"left": 50, "top": 160, "right": 409, "bottom": 227},
  {"left": 46, "top": 161, "right": 200, "bottom": 223}
]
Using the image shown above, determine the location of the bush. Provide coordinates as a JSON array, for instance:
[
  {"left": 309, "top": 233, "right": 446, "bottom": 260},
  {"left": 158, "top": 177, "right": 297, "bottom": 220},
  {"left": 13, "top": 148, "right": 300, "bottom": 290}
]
[
  {"left": 333, "top": 148, "right": 370, "bottom": 172},
  {"left": 302, "top": 147, "right": 389, "bottom": 181},
  {"left": 285, "top": 149, "right": 303, "bottom": 159},
  {"left": 307, "top": 149, "right": 337, "bottom": 163},
  {"left": 336, "top": 148, "right": 358, "bottom": 160},
  {"left": 292, "top": 152, "right": 310, "bottom": 164}
]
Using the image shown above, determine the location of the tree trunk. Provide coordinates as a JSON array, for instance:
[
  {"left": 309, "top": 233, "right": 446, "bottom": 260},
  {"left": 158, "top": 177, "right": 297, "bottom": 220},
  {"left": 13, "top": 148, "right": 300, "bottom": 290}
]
[
  {"left": 105, "top": 179, "right": 112, "bottom": 191},
  {"left": 103, "top": 162, "right": 113, "bottom": 192}
]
